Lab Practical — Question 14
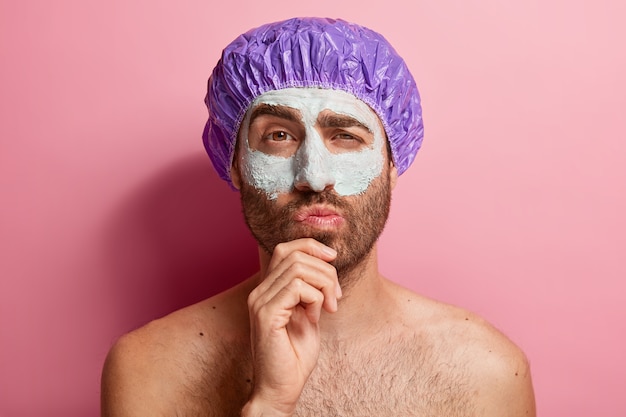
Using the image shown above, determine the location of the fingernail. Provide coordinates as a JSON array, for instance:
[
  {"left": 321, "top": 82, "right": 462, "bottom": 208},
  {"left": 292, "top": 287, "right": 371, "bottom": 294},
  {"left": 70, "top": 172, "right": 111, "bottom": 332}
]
[
  {"left": 336, "top": 284, "right": 343, "bottom": 299},
  {"left": 322, "top": 246, "right": 337, "bottom": 257}
]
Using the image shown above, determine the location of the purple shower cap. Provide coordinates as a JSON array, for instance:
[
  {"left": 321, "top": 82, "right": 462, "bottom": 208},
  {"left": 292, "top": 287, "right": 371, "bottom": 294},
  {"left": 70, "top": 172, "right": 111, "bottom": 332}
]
[{"left": 202, "top": 17, "right": 424, "bottom": 187}]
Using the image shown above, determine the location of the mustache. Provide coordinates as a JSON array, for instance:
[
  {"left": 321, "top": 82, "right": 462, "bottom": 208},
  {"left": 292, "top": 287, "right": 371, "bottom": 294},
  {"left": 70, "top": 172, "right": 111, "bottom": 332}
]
[{"left": 283, "top": 190, "right": 349, "bottom": 212}]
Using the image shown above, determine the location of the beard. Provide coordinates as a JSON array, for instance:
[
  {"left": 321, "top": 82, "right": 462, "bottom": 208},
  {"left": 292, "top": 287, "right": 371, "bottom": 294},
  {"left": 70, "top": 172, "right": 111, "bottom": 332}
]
[{"left": 239, "top": 167, "right": 392, "bottom": 284}]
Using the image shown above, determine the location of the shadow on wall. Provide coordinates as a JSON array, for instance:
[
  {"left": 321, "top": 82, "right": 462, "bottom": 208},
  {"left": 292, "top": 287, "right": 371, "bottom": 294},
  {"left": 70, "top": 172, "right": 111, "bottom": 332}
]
[{"left": 103, "top": 152, "right": 258, "bottom": 331}]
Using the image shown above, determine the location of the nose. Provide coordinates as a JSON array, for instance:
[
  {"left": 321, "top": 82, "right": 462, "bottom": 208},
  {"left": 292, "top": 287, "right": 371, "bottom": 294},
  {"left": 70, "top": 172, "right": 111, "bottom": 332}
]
[{"left": 293, "top": 134, "right": 335, "bottom": 192}]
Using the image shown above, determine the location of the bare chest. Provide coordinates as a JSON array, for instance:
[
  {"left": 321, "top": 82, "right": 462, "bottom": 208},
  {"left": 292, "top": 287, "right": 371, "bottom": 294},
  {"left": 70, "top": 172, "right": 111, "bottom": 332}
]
[
  {"left": 180, "top": 336, "right": 475, "bottom": 417},
  {"left": 294, "top": 340, "right": 475, "bottom": 417}
]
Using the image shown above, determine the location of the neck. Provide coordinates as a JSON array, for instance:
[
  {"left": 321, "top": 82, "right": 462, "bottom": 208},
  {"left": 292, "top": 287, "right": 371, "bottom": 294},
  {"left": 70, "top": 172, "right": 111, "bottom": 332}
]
[{"left": 254, "top": 243, "right": 391, "bottom": 340}]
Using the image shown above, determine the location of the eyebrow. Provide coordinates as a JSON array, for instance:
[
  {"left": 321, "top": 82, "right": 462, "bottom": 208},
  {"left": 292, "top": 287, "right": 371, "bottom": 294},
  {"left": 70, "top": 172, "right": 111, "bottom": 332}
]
[
  {"left": 317, "top": 113, "right": 371, "bottom": 133},
  {"left": 249, "top": 104, "right": 301, "bottom": 125}
]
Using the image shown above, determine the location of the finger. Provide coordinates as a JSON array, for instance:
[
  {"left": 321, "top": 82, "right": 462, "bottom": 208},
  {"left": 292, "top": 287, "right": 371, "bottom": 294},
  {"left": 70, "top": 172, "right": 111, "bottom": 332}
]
[
  {"left": 268, "top": 238, "right": 337, "bottom": 271},
  {"left": 258, "top": 278, "right": 325, "bottom": 326},
  {"left": 252, "top": 257, "right": 338, "bottom": 314},
  {"left": 252, "top": 250, "right": 331, "bottom": 302},
  {"left": 255, "top": 247, "right": 338, "bottom": 295},
  {"left": 288, "top": 279, "right": 325, "bottom": 324}
]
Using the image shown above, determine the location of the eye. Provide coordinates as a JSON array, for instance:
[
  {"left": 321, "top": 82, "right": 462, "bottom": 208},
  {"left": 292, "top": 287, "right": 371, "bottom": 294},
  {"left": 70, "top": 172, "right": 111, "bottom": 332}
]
[
  {"left": 264, "top": 131, "right": 295, "bottom": 142},
  {"left": 330, "top": 131, "right": 366, "bottom": 150},
  {"left": 333, "top": 132, "right": 358, "bottom": 141}
]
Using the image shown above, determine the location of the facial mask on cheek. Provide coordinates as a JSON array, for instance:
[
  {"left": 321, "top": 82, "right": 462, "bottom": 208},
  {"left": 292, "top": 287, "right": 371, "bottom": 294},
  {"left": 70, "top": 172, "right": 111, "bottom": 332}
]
[
  {"left": 239, "top": 88, "right": 385, "bottom": 199},
  {"left": 331, "top": 149, "right": 384, "bottom": 196},
  {"left": 241, "top": 151, "right": 295, "bottom": 200}
]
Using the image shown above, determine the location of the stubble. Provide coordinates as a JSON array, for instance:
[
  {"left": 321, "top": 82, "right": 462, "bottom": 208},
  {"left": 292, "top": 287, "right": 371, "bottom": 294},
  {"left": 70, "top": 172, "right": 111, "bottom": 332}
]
[{"left": 239, "top": 166, "right": 392, "bottom": 286}]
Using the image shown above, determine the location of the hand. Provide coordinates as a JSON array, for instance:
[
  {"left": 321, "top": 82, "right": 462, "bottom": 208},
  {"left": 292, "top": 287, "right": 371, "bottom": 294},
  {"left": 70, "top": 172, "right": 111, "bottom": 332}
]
[{"left": 243, "top": 238, "right": 342, "bottom": 417}]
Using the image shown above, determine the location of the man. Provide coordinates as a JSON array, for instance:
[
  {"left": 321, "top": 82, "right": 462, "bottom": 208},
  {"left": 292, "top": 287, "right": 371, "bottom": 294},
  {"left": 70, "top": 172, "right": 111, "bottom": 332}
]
[{"left": 101, "top": 17, "right": 535, "bottom": 416}]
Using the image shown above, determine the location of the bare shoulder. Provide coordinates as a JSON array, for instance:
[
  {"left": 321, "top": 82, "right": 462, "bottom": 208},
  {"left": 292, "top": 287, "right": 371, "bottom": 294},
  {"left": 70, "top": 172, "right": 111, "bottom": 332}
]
[
  {"left": 101, "top": 279, "right": 254, "bottom": 416},
  {"left": 390, "top": 283, "right": 536, "bottom": 416}
]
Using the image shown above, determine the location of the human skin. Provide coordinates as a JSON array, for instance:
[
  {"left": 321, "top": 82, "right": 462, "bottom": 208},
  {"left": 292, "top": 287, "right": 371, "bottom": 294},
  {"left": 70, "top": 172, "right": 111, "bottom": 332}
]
[
  {"left": 234, "top": 91, "right": 393, "bottom": 414},
  {"left": 235, "top": 91, "right": 534, "bottom": 416},
  {"left": 238, "top": 88, "right": 386, "bottom": 199},
  {"left": 233, "top": 90, "right": 395, "bottom": 415},
  {"left": 236, "top": 89, "right": 393, "bottom": 278},
  {"left": 100, "top": 91, "right": 536, "bottom": 417},
  {"left": 241, "top": 239, "right": 342, "bottom": 416}
]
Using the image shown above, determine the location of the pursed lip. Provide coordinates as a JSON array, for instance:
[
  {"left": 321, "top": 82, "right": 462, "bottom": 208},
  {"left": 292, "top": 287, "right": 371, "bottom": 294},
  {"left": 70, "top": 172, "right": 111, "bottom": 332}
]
[{"left": 293, "top": 205, "right": 345, "bottom": 229}]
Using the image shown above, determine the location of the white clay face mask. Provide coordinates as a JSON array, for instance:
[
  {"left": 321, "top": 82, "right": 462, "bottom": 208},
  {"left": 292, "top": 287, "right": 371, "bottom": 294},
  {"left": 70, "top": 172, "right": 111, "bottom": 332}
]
[{"left": 238, "top": 88, "right": 386, "bottom": 199}]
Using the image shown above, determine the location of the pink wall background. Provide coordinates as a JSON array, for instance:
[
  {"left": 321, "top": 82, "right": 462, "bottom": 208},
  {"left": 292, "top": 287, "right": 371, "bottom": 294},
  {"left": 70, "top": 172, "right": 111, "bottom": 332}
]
[{"left": 1, "top": 0, "right": 624, "bottom": 415}]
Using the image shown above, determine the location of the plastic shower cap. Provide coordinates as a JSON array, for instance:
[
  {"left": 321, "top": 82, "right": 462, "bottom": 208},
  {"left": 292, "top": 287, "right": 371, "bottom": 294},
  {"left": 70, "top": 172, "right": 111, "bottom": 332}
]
[{"left": 203, "top": 17, "right": 424, "bottom": 187}]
